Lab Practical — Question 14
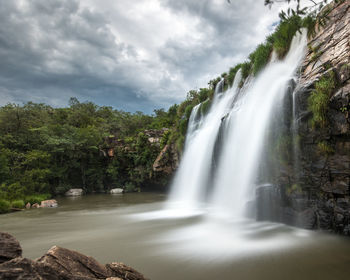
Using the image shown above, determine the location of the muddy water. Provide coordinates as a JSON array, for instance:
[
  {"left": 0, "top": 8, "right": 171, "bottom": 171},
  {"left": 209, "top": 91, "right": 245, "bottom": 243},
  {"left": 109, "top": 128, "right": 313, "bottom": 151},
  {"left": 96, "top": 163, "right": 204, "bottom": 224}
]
[{"left": 1, "top": 193, "right": 350, "bottom": 280}]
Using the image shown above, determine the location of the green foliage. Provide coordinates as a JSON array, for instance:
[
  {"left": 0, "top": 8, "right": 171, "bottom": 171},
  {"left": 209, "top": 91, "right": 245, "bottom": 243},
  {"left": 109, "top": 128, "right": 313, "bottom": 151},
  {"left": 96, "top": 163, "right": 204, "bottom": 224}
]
[
  {"left": 317, "top": 141, "right": 334, "bottom": 155},
  {"left": 286, "top": 184, "right": 302, "bottom": 195},
  {"left": 0, "top": 182, "right": 26, "bottom": 201},
  {"left": 250, "top": 43, "right": 273, "bottom": 75},
  {"left": 11, "top": 200, "right": 25, "bottom": 209},
  {"left": 184, "top": 105, "right": 194, "bottom": 119},
  {"left": 302, "top": 15, "right": 317, "bottom": 38},
  {"left": 308, "top": 72, "right": 336, "bottom": 128},
  {"left": 0, "top": 98, "right": 179, "bottom": 201},
  {"left": 201, "top": 100, "right": 211, "bottom": 115},
  {"left": 25, "top": 194, "right": 51, "bottom": 205},
  {"left": 0, "top": 199, "right": 11, "bottom": 213},
  {"left": 198, "top": 88, "right": 211, "bottom": 103},
  {"left": 179, "top": 119, "right": 188, "bottom": 136},
  {"left": 269, "top": 15, "right": 303, "bottom": 58}
]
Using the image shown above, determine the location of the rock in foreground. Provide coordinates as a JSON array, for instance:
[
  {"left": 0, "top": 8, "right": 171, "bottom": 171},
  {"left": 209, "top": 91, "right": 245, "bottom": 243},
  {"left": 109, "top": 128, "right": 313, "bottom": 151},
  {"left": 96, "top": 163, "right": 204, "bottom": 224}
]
[
  {"left": 0, "top": 232, "right": 147, "bottom": 280},
  {"left": 0, "top": 232, "right": 22, "bottom": 264}
]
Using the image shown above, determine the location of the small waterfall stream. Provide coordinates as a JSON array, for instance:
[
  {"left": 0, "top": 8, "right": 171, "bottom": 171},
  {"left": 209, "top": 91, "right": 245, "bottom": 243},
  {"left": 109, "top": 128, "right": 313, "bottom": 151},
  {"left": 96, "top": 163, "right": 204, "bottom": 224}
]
[{"left": 169, "top": 29, "right": 308, "bottom": 220}]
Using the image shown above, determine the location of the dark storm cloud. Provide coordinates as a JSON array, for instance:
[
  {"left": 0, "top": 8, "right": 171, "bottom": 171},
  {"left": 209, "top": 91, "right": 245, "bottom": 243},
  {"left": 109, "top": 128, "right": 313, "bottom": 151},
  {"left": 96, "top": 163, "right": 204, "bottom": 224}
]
[
  {"left": 0, "top": 0, "right": 285, "bottom": 112},
  {"left": 0, "top": 0, "right": 156, "bottom": 111}
]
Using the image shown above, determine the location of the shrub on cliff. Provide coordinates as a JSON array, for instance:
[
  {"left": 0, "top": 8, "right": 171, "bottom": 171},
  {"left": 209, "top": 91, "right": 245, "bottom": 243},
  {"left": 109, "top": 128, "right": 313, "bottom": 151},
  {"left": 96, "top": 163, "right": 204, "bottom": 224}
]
[
  {"left": 308, "top": 71, "right": 336, "bottom": 128},
  {"left": 250, "top": 43, "right": 273, "bottom": 76}
]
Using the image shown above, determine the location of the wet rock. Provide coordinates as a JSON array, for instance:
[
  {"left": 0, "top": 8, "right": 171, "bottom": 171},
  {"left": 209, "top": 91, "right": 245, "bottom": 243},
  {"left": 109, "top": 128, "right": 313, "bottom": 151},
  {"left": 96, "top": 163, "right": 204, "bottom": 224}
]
[
  {"left": 274, "top": 0, "right": 350, "bottom": 235},
  {"left": 65, "top": 188, "right": 83, "bottom": 196},
  {"left": 296, "top": 209, "right": 316, "bottom": 229},
  {"left": 40, "top": 200, "right": 58, "bottom": 208},
  {"left": 32, "top": 203, "right": 40, "bottom": 209},
  {"left": 0, "top": 233, "right": 147, "bottom": 279},
  {"left": 25, "top": 202, "right": 31, "bottom": 209},
  {"left": 106, "top": 263, "right": 147, "bottom": 280},
  {"left": 37, "top": 246, "right": 108, "bottom": 279},
  {"left": 0, "top": 232, "right": 22, "bottom": 264},
  {"left": 110, "top": 188, "right": 123, "bottom": 194},
  {"left": 256, "top": 184, "right": 281, "bottom": 222}
]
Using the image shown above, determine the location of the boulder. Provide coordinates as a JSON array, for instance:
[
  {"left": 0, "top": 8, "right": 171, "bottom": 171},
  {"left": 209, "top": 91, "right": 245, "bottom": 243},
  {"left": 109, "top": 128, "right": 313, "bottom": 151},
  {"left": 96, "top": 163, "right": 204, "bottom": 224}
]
[
  {"left": 40, "top": 200, "right": 58, "bottom": 208},
  {"left": 0, "top": 232, "right": 22, "bottom": 264},
  {"left": 32, "top": 203, "right": 40, "bottom": 209},
  {"left": 110, "top": 188, "right": 123, "bottom": 194},
  {"left": 65, "top": 188, "right": 83, "bottom": 197},
  {"left": 37, "top": 246, "right": 108, "bottom": 279},
  {"left": 25, "top": 203, "right": 31, "bottom": 209}
]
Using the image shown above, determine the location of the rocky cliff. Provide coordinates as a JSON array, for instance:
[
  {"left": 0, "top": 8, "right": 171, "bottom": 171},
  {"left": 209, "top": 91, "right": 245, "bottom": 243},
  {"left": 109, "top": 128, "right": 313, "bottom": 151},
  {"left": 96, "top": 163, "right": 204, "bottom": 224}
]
[{"left": 259, "top": 0, "right": 350, "bottom": 234}]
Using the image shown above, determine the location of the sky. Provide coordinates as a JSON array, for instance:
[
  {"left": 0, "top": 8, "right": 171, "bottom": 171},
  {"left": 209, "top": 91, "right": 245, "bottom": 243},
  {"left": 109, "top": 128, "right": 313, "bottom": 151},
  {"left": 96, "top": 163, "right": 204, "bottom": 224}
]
[{"left": 0, "top": 0, "right": 294, "bottom": 113}]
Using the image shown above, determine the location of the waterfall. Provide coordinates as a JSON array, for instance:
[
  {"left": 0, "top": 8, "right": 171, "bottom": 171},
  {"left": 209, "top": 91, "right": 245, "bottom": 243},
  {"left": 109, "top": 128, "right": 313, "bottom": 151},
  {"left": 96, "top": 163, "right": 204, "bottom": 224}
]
[
  {"left": 168, "top": 29, "right": 307, "bottom": 219},
  {"left": 169, "top": 74, "right": 242, "bottom": 208}
]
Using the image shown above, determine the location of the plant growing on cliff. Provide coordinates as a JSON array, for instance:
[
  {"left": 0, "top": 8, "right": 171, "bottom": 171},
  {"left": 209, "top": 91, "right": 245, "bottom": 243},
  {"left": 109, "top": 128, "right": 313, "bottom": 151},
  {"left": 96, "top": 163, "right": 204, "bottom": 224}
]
[
  {"left": 308, "top": 71, "right": 336, "bottom": 128},
  {"left": 286, "top": 184, "right": 302, "bottom": 195},
  {"left": 250, "top": 43, "right": 273, "bottom": 75},
  {"left": 317, "top": 141, "right": 334, "bottom": 155}
]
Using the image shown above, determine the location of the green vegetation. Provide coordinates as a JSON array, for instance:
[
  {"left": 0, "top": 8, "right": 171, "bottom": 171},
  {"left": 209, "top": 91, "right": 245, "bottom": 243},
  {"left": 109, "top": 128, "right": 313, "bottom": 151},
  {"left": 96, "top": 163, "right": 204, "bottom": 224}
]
[
  {"left": 0, "top": 99, "right": 179, "bottom": 208},
  {"left": 250, "top": 43, "right": 273, "bottom": 75},
  {"left": 0, "top": 199, "right": 11, "bottom": 213},
  {"left": 308, "top": 71, "right": 336, "bottom": 128},
  {"left": 286, "top": 184, "right": 302, "bottom": 195},
  {"left": 317, "top": 141, "right": 334, "bottom": 155},
  {"left": 11, "top": 200, "right": 25, "bottom": 209}
]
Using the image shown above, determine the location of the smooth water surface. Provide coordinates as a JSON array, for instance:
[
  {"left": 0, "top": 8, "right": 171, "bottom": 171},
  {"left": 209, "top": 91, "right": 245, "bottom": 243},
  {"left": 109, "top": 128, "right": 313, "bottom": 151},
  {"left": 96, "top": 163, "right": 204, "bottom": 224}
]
[{"left": 1, "top": 194, "right": 350, "bottom": 280}]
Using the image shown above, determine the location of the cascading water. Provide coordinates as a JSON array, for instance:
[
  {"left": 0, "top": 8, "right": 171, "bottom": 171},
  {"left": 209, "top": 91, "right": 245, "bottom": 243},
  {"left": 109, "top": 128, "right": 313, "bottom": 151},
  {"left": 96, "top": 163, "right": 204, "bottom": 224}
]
[
  {"left": 169, "top": 29, "right": 308, "bottom": 219},
  {"left": 168, "top": 74, "right": 242, "bottom": 208}
]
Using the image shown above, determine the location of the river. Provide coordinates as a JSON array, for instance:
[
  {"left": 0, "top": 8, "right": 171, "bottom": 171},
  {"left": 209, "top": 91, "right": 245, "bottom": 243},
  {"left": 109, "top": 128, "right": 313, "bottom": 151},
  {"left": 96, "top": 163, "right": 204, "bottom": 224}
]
[{"left": 1, "top": 193, "right": 350, "bottom": 280}]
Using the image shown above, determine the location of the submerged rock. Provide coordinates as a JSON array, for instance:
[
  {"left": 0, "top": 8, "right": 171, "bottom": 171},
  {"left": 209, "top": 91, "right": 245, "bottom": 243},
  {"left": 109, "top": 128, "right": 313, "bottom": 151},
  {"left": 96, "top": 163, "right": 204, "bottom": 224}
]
[
  {"left": 0, "top": 232, "right": 147, "bottom": 280},
  {"left": 65, "top": 188, "right": 84, "bottom": 197}
]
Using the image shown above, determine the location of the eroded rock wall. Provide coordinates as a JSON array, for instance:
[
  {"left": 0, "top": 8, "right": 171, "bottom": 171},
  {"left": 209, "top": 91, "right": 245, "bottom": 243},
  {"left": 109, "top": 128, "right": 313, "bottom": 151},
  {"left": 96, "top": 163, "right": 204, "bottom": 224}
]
[{"left": 269, "top": 0, "right": 350, "bottom": 234}]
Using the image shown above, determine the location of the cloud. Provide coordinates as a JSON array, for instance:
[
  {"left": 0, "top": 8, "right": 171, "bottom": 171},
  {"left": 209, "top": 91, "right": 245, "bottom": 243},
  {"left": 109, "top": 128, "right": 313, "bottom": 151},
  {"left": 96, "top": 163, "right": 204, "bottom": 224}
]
[{"left": 0, "top": 0, "right": 289, "bottom": 113}]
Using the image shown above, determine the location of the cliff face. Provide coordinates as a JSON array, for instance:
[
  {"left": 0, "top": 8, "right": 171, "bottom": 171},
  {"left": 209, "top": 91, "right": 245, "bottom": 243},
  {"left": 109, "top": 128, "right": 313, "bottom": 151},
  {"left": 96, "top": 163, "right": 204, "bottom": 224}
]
[{"left": 266, "top": 0, "right": 350, "bottom": 234}]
